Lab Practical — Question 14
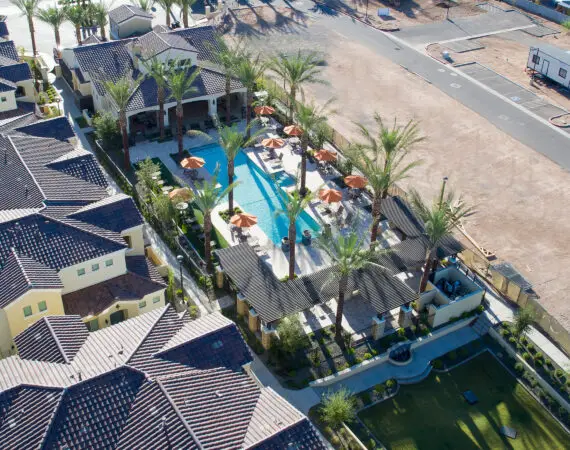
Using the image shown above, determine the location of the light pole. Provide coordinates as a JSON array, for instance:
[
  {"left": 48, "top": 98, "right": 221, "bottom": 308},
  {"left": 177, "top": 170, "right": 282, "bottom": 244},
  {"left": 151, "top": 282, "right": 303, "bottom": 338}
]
[
  {"left": 365, "top": 0, "right": 369, "bottom": 21},
  {"left": 55, "top": 98, "right": 61, "bottom": 116},
  {"left": 177, "top": 254, "right": 184, "bottom": 303}
]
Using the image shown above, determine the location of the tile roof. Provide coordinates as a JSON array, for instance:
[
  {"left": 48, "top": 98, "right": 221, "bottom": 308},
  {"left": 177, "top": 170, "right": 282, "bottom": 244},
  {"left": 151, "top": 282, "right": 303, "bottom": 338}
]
[
  {"left": 0, "top": 249, "right": 62, "bottom": 308},
  {"left": 14, "top": 315, "right": 89, "bottom": 364},
  {"left": 70, "top": 193, "right": 143, "bottom": 233},
  {"left": 127, "top": 66, "right": 242, "bottom": 111},
  {"left": 0, "top": 41, "right": 18, "bottom": 64},
  {"left": 249, "top": 417, "right": 327, "bottom": 450},
  {"left": 0, "top": 79, "right": 15, "bottom": 92},
  {"left": 168, "top": 26, "right": 222, "bottom": 62},
  {"left": 0, "top": 104, "right": 37, "bottom": 130},
  {"left": 11, "top": 116, "right": 75, "bottom": 141},
  {"left": 62, "top": 268, "right": 166, "bottom": 317},
  {"left": 217, "top": 244, "right": 418, "bottom": 323},
  {"left": 135, "top": 30, "right": 196, "bottom": 60},
  {"left": 0, "top": 307, "right": 324, "bottom": 448},
  {"left": 82, "top": 34, "right": 102, "bottom": 45},
  {"left": 126, "top": 254, "right": 165, "bottom": 284},
  {"left": 109, "top": 4, "right": 153, "bottom": 24},
  {"left": 0, "top": 20, "right": 8, "bottom": 39},
  {"left": 0, "top": 62, "right": 32, "bottom": 84}
]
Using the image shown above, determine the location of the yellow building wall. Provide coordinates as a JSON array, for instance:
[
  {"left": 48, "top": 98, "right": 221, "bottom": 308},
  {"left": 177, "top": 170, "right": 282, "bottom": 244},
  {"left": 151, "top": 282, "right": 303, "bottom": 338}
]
[
  {"left": 0, "top": 310, "right": 14, "bottom": 356},
  {"left": 123, "top": 225, "right": 145, "bottom": 256},
  {"left": 3, "top": 290, "right": 65, "bottom": 343}
]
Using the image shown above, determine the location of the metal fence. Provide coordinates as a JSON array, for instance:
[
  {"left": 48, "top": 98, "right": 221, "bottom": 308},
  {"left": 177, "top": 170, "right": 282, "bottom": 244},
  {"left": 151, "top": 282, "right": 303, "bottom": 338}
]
[{"left": 502, "top": 0, "right": 569, "bottom": 24}]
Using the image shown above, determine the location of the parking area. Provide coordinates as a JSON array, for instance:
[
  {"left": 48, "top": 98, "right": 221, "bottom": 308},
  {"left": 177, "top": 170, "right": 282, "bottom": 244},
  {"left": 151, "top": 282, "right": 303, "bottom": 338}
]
[{"left": 457, "top": 61, "right": 568, "bottom": 125}]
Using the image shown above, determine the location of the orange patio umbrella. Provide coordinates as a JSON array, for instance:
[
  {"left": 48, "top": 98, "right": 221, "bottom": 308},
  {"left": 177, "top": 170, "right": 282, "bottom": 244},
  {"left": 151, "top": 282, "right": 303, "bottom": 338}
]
[
  {"left": 319, "top": 188, "right": 343, "bottom": 204},
  {"left": 230, "top": 212, "right": 258, "bottom": 228},
  {"left": 254, "top": 105, "right": 275, "bottom": 115},
  {"left": 314, "top": 149, "right": 338, "bottom": 162},
  {"left": 344, "top": 175, "right": 368, "bottom": 189},
  {"left": 180, "top": 156, "right": 205, "bottom": 169},
  {"left": 168, "top": 187, "right": 193, "bottom": 201},
  {"left": 283, "top": 124, "right": 303, "bottom": 136},
  {"left": 261, "top": 137, "right": 285, "bottom": 149}
]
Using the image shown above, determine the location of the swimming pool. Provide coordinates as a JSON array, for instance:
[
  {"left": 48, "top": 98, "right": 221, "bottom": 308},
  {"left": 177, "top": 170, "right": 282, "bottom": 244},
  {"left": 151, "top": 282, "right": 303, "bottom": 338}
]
[{"left": 193, "top": 143, "right": 321, "bottom": 244}]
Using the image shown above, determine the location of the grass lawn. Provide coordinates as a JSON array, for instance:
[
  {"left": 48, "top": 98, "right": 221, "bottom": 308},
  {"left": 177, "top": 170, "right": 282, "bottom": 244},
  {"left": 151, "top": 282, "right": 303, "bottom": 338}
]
[{"left": 357, "top": 352, "right": 570, "bottom": 450}]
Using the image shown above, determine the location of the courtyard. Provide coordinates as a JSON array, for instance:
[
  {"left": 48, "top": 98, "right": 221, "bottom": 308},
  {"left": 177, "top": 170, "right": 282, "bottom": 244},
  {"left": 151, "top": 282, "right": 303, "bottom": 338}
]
[{"left": 356, "top": 351, "right": 570, "bottom": 449}]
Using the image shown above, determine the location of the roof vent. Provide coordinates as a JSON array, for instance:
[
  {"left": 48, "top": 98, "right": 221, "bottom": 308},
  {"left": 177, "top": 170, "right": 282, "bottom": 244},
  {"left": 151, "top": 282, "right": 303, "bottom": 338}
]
[
  {"left": 34, "top": 332, "right": 42, "bottom": 341},
  {"left": 215, "top": 390, "right": 223, "bottom": 398},
  {"left": 149, "top": 406, "right": 157, "bottom": 416},
  {"left": 8, "top": 419, "right": 16, "bottom": 429}
]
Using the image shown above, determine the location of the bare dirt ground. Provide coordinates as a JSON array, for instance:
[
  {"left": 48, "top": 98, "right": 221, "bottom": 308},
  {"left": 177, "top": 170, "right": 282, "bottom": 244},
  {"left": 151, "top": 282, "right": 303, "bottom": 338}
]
[
  {"left": 227, "top": 6, "right": 570, "bottom": 328},
  {"left": 428, "top": 31, "right": 570, "bottom": 112},
  {"left": 325, "top": 0, "right": 484, "bottom": 29}
]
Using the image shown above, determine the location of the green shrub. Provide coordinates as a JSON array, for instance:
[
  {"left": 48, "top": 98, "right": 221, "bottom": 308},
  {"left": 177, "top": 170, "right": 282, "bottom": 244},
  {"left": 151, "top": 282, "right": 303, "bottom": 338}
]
[
  {"left": 447, "top": 350, "right": 457, "bottom": 361},
  {"left": 360, "top": 392, "right": 372, "bottom": 405},
  {"left": 371, "top": 349, "right": 378, "bottom": 356},
  {"left": 386, "top": 379, "right": 396, "bottom": 389},
  {"left": 422, "top": 327, "right": 430, "bottom": 336},
  {"left": 555, "top": 369, "right": 564, "bottom": 378},
  {"left": 93, "top": 112, "right": 121, "bottom": 150},
  {"left": 330, "top": 435, "right": 340, "bottom": 446},
  {"left": 527, "top": 343, "right": 535, "bottom": 353},
  {"left": 508, "top": 336, "right": 517, "bottom": 344},
  {"left": 458, "top": 347, "right": 469, "bottom": 358},
  {"left": 188, "top": 305, "right": 199, "bottom": 319},
  {"left": 175, "top": 289, "right": 183, "bottom": 297},
  {"left": 546, "top": 359, "right": 554, "bottom": 370},
  {"left": 514, "top": 362, "right": 524, "bottom": 373},
  {"left": 363, "top": 352, "right": 372, "bottom": 360},
  {"left": 347, "top": 348, "right": 355, "bottom": 355},
  {"left": 500, "top": 328, "right": 511, "bottom": 337},
  {"left": 476, "top": 305, "right": 484, "bottom": 313},
  {"left": 522, "top": 352, "right": 531, "bottom": 361},
  {"left": 535, "top": 359, "right": 544, "bottom": 368},
  {"left": 354, "top": 357, "right": 362, "bottom": 365},
  {"left": 367, "top": 438, "right": 377, "bottom": 449},
  {"left": 535, "top": 351, "right": 544, "bottom": 361},
  {"left": 218, "top": 206, "right": 243, "bottom": 222},
  {"left": 287, "top": 370, "right": 296, "bottom": 377},
  {"left": 374, "top": 384, "right": 386, "bottom": 395},
  {"left": 521, "top": 336, "right": 528, "bottom": 345},
  {"left": 433, "top": 359, "right": 444, "bottom": 370},
  {"left": 397, "top": 328, "right": 406, "bottom": 338}
]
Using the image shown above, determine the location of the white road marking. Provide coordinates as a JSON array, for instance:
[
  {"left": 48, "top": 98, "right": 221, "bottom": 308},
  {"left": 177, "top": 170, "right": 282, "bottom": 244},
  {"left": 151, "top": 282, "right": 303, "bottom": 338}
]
[{"left": 450, "top": 83, "right": 461, "bottom": 88}]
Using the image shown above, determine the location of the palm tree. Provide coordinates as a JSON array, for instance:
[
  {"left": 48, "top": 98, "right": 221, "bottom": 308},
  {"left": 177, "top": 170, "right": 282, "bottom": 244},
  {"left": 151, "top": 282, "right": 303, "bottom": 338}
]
[
  {"left": 193, "top": 166, "right": 240, "bottom": 273},
  {"left": 142, "top": 57, "right": 170, "bottom": 140},
  {"left": 177, "top": 0, "right": 197, "bottom": 28},
  {"left": 36, "top": 6, "right": 66, "bottom": 57},
  {"left": 131, "top": 0, "right": 154, "bottom": 12},
  {"left": 346, "top": 115, "right": 424, "bottom": 243},
  {"left": 294, "top": 100, "right": 334, "bottom": 196},
  {"left": 103, "top": 75, "right": 142, "bottom": 169},
  {"left": 275, "top": 189, "right": 316, "bottom": 280},
  {"left": 408, "top": 180, "right": 474, "bottom": 293},
  {"left": 166, "top": 63, "right": 201, "bottom": 156},
  {"left": 11, "top": 0, "right": 41, "bottom": 56},
  {"left": 315, "top": 225, "right": 383, "bottom": 341},
  {"left": 269, "top": 50, "right": 326, "bottom": 122},
  {"left": 91, "top": 2, "right": 110, "bottom": 41},
  {"left": 156, "top": 0, "right": 175, "bottom": 27},
  {"left": 236, "top": 54, "right": 265, "bottom": 139},
  {"left": 210, "top": 38, "right": 244, "bottom": 125},
  {"left": 65, "top": 5, "right": 85, "bottom": 45},
  {"left": 217, "top": 122, "right": 263, "bottom": 215}
]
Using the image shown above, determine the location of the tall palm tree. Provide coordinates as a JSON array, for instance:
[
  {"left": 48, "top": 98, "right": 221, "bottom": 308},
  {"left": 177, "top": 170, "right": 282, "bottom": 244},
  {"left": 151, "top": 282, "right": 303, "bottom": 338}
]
[
  {"left": 177, "top": 0, "right": 197, "bottom": 28},
  {"left": 166, "top": 63, "right": 201, "bottom": 155},
  {"left": 217, "top": 122, "right": 263, "bottom": 215},
  {"left": 103, "top": 75, "right": 142, "bottom": 169},
  {"left": 35, "top": 6, "right": 66, "bottom": 57},
  {"left": 142, "top": 57, "right": 170, "bottom": 140},
  {"left": 65, "top": 5, "right": 85, "bottom": 45},
  {"left": 91, "top": 1, "right": 110, "bottom": 41},
  {"left": 315, "top": 226, "right": 383, "bottom": 341},
  {"left": 408, "top": 180, "right": 474, "bottom": 293},
  {"left": 11, "top": 0, "right": 41, "bottom": 56},
  {"left": 131, "top": 0, "right": 154, "bottom": 12},
  {"left": 210, "top": 38, "right": 244, "bottom": 125},
  {"left": 156, "top": 0, "right": 175, "bottom": 27},
  {"left": 294, "top": 100, "right": 333, "bottom": 196},
  {"left": 275, "top": 189, "right": 316, "bottom": 280},
  {"left": 269, "top": 50, "right": 326, "bottom": 122},
  {"left": 346, "top": 115, "right": 424, "bottom": 243},
  {"left": 236, "top": 54, "right": 265, "bottom": 139},
  {"left": 193, "top": 166, "right": 240, "bottom": 273}
]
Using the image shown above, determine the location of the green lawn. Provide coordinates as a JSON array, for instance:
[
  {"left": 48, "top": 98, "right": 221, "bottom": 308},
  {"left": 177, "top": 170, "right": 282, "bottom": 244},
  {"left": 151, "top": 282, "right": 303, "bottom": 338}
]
[{"left": 357, "top": 352, "right": 570, "bottom": 450}]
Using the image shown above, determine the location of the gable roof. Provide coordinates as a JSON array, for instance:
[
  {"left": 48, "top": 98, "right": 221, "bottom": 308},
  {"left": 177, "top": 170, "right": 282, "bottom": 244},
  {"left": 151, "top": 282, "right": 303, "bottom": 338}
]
[
  {"left": 0, "top": 62, "right": 32, "bottom": 84},
  {"left": 109, "top": 4, "right": 153, "bottom": 24},
  {"left": 0, "top": 20, "right": 8, "bottom": 39},
  {"left": 11, "top": 116, "right": 75, "bottom": 141},
  {"left": 14, "top": 315, "right": 89, "bottom": 364},
  {"left": 168, "top": 26, "right": 222, "bottom": 62},
  {"left": 0, "top": 249, "right": 62, "bottom": 308},
  {"left": 69, "top": 193, "right": 143, "bottom": 233},
  {"left": 135, "top": 30, "right": 197, "bottom": 60},
  {"left": 0, "top": 41, "right": 18, "bottom": 64}
]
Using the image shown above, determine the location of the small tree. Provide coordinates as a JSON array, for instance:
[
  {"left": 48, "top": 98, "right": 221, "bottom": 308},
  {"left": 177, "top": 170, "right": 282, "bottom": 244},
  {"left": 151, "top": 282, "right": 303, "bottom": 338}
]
[
  {"left": 135, "top": 157, "right": 161, "bottom": 191},
  {"left": 152, "top": 192, "right": 176, "bottom": 226},
  {"left": 91, "top": 2, "right": 110, "bottom": 41},
  {"left": 156, "top": 0, "right": 175, "bottom": 27},
  {"left": 65, "top": 5, "right": 85, "bottom": 45},
  {"left": 35, "top": 6, "right": 66, "bottom": 55},
  {"left": 512, "top": 306, "right": 535, "bottom": 341},
  {"left": 320, "top": 388, "right": 356, "bottom": 434},
  {"left": 276, "top": 315, "right": 306, "bottom": 355},
  {"left": 93, "top": 112, "right": 121, "bottom": 149},
  {"left": 562, "top": 21, "right": 570, "bottom": 33},
  {"left": 177, "top": 0, "right": 197, "bottom": 28},
  {"left": 11, "top": 0, "right": 41, "bottom": 56}
]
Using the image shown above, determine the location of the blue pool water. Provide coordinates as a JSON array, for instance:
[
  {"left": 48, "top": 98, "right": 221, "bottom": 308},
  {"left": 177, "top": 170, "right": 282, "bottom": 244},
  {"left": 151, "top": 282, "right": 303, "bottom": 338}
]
[{"left": 193, "top": 144, "right": 321, "bottom": 244}]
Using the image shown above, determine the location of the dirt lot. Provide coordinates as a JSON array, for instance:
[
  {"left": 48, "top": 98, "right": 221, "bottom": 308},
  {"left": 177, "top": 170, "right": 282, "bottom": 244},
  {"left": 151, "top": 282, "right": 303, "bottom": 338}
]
[
  {"left": 227, "top": 7, "right": 570, "bottom": 329},
  {"left": 428, "top": 31, "right": 570, "bottom": 112}
]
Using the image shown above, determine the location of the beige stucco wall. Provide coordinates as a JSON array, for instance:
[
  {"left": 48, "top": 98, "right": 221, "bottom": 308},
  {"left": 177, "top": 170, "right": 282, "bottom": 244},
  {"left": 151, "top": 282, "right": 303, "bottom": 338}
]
[
  {"left": 116, "top": 18, "right": 152, "bottom": 39},
  {"left": 59, "top": 249, "right": 127, "bottom": 294},
  {"left": 3, "top": 290, "right": 65, "bottom": 343},
  {"left": 0, "top": 310, "right": 14, "bottom": 356},
  {"left": 18, "top": 79, "right": 36, "bottom": 103},
  {"left": 0, "top": 91, "right": 17, "bottom": 112},
  {"left": 122, "top": 225, "right": 145, "bottom": 256},
  {"left": 429, "top": 290, "right": 483, "bottom": 328}
]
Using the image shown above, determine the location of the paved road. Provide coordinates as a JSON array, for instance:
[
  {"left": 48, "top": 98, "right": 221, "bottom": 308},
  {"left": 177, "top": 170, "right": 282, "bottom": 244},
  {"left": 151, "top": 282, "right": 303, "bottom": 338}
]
[{"left": 254, "top": 0, "right": 570, "bottom": 169}]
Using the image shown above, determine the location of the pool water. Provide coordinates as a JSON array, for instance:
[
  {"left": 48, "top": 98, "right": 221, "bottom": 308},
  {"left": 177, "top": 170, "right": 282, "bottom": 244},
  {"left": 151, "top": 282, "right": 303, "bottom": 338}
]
[{"left": 193, "top": 144, "right": 321, "bottom": 244}]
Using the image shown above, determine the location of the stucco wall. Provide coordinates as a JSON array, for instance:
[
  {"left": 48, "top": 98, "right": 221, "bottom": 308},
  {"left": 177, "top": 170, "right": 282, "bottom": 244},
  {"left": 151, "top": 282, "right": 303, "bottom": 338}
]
[
  {"left": 116, "top": 18, "right": 152, "bottom": 39},
  {"left": 0, "top": 91, "right": 17, "bottom": 112},
  {"left": 122, "top": 225, "right": 145, "bottom": 256},
  {"left": 430, "top": 291, "right": 483, "bottom": 328},
  {"left": 17, "top": 79, "right": 36, "bottom": 102},
  {"left": 0, "top": 310, "right": 14, "bottom": 356},
  {"left": 59, "top": 249, "right": 127, "bottom": 294}
]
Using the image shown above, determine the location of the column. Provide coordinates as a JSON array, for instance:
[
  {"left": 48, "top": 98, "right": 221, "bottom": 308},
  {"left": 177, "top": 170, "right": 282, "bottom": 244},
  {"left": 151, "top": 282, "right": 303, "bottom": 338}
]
[
  {"left": 248, "top": 308, "right": 259, "bottom": 333},
  {"left": 163, "top": 108, "right": 169, "bottom": 127},
  {"left": 261, "top": 326, "right": 276, "bottom": 350},
  {"left": 208, "top": 98, "right": 217, "bottom": 118},
  {"left": 372, "top": 316, "right": 386, "bottom": 340},
  {"left": 236, "top": 292, "right": 248, "bottom": 316},
  {"left": 398, "top": 305, "right": 413, "bottom": 329},
  {"left": 215, "top": 266, "right": 224, "bottom": 289}
]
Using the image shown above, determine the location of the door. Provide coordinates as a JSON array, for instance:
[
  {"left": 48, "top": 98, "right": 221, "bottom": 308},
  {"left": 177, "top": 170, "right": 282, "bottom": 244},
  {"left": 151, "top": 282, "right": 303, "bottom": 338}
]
[
  {"left": 541, "top": 59, "right": 550, "bottom": 76},
  {"left": 109, "top": 309, "right": 126, "bottom": 325}
]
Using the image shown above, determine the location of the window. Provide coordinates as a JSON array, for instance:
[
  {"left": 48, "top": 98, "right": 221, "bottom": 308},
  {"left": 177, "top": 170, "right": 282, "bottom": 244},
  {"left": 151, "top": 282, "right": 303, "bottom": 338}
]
[
  {"left": 77, "top": 268, "right": 86, "bottom": 276},
  {"left": 23, "top": 306, "right": 32, "bottom": 317},
  {"left": 139, "top": 300, "right": 147, "bottom": 309},
  {"left": 92, "top": 263, "right": 100, "bottom": 272},
  {"left": 86, "top": 319, "right": 99, "bottom": 332},
  {"left": 559, "top": 68, "right": 568, "bottom": 79},
  {"left": 532, "top": 55, "right": 540, "bottom": 65},
  {"left": 0, "top": 97, "right": 6, "bottom": 103},
  {"left": 105, "top": 259, "right": 113, "bottom": 267},
  {"left": 124, "top": 235, "right": 132, "bottom": 248},
  {"left": 15, "top": 86, "right": 25, "bottom": 97},
  {"left": 38, "top": 301, "right": 47, "bottom": 312},
  {"left": 152, "top": 296, "right": 160, "bottom": 304}
]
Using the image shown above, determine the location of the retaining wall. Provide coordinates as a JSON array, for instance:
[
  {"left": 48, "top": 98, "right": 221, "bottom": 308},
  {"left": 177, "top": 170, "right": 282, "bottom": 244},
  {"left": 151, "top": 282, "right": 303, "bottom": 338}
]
[{"left": 503, "top": 0, "right": 569, "bottom": 23}]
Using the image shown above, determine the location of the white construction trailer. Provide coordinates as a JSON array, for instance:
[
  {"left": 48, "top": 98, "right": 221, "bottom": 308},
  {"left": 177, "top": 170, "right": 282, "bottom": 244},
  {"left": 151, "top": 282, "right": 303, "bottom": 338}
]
[{"left": 527, "top": 44, "right": 570, "bottom": 89}]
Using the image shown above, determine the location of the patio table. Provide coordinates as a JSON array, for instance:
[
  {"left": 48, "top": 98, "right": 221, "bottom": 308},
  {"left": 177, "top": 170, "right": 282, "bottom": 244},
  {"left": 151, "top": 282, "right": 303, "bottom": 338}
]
[{"left": 288, "top": 137, "right": 300, "bottom": 145}]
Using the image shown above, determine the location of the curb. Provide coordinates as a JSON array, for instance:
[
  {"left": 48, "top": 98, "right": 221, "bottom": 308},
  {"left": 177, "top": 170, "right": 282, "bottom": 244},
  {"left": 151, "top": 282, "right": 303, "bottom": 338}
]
[{"left": 312, "top": 1, "right": 400, "bottom": 32}]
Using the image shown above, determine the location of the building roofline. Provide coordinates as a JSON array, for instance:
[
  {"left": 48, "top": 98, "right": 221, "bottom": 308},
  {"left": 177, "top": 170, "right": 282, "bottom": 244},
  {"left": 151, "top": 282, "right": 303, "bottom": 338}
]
[{"left": 6, "top": 134, "right": 46, "bottom": 202}]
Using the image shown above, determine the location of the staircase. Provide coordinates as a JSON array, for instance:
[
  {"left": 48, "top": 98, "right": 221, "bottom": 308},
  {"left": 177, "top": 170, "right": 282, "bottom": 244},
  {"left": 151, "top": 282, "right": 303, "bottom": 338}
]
[{"left": 471, "top": 314, "right": 493, "bottom": 337}]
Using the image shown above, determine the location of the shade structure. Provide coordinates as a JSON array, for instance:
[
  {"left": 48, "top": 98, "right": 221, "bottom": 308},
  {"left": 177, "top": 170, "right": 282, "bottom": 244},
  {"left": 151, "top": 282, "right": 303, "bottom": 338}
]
[
  {"left": 319, "top": 188, "right": 343, "bottom": 203},
  {"left": 314, "top": 149, "right": 338, "bottom": 162},
  {"left": 180, "top": 156, "right": 205, "bottom": 169},
  {"left": 283, "top": 125, "right": 303, "bottom": 136},
  {"left": 230, "top": 212, "right": 258, "bottom": 228},
  {"left": 261, "top": 137, "right": 285, "bottom": 149},
  {"left": 254, "top": 105, "right": 275, "bottom": 115},
  {"left": 344, "top": 175, "right": 368, "bottom": 189},
  {"left": 168, "top": 187, "right": 193, "bottom": 201}
]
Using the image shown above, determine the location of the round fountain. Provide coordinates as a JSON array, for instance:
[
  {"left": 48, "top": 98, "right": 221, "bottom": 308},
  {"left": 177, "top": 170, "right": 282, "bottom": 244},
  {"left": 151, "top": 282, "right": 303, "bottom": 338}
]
[{"left": 389, "top": 342, "right": 413, "bottom": 365}]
